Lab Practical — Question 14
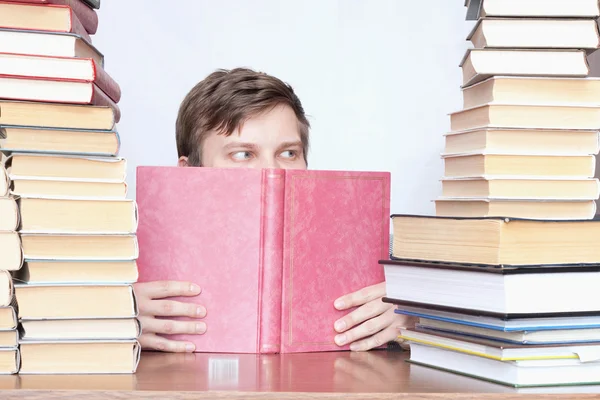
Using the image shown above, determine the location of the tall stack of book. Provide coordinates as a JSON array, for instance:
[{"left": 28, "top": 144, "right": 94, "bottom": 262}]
[
  {"left": 381, "top": 0, "right": 600, "bottom": 389},
  {"left": 0, "top": 0, "right": 140, "bottom": 374}
]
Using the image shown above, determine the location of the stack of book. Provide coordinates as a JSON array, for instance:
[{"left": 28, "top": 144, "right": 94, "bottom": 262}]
[
  {"left": 437, "top": 0, "right": 600, "bottom": 220},
  {"left": 0, "top": 0, "right": 140, "bottom": 374},
  {"left": 380, "top": 0, "right": 600, "bottom": 389}
]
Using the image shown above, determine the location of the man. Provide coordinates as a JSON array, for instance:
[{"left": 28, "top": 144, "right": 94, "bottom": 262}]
[{"left": 134, "top": 68, "right": 412, "bottom": 353}]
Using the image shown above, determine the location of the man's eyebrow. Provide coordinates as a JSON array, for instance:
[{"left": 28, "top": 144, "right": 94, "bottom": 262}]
[
  {"left": 275, "top": 141, "right": 303, "bottom": 151},
  {"left": 222, "top": 142, "right": 260, "bottom": 151}
]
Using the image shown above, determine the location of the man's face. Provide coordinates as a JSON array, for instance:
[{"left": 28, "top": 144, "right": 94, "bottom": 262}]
[{"left": 180, "top": 104, "right": 307, "bottom": 170}]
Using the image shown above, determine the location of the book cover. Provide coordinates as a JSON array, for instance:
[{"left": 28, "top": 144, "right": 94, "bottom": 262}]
[{"left": 136, "top": 167, "right": 390, "bottom": 353}]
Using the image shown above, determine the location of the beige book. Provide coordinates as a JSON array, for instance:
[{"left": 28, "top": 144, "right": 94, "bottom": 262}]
[
  {"left": 391, "top": 214, "right": 600, "bottom": 265},
  {"left": 435, "top": 198, "right": 596, "bottom": 220},
  {"left": 14, "top": 260, "right": 138, "bottom": 284},
  {"left": 15, "top": 197, "right": 137, "bottom": 234},
  {"left": 469, "top": 0, "right": 600, "bottom": 19},
  {"left": 462, "top": 77, "right": 600, "bottom": 109},
  {"left": 460, "top": 49, "right": 588, "bottom": 87},
  {"left": 0, "top": 271, "right": 14, "bottom": 308},
  {"left": 442, "top": 177, "right": 600, "bottom": 200},
  {"left": 11, "top": 178, "right": 127, "bottom": 199},
  {"left": 0, "top": 125, "right": 119, "bottom": 156},
  {"left": 20, "top": 318, "right": 141, "bottom": 341},
  {"left": 444, "top": 128, "right": 600, "bottom": 155},
  {"left": 443, "top": 154, "right": 596, "bottom": 178},
  {"left": 6, "top": 153, "right": 126, "bottom": 181},
  {"left": 19, "top": 233, "right": 138, "bottom": 261},
  {"left": 15, "top": 284, "right": 138, "bottom": 319},
  {"left": 0, "top": 197, "right": 18, "bottom": 231},
  {"left": 468, "top": 18, "right": 600, "bottom": 50},
  {"left": 0, "top": 330, "right": 18, "bottom": 349},
  {"left": 450, "top": 104, "right": 600, "bottom": 132},
  {"left": 0, "top": 348, "right": 19, "bottom": 375},
  {"left": 19, "top": 340, "right": 139, "bottom": 374},
  {"left": 0, "top": 308, "right": 16, "bottom": 331},
  {"left": 0, "top": 168, "right": 7, "bottom": 197},
  {"left": 0, "top": 100, "right": 114, "bottom": 131},
  {"left": 0, "top": 232, "right": 22, "bottom": 271}
]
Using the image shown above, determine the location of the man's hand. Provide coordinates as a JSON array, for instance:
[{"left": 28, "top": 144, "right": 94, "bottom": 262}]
[
  {"left": 134, "top": 280, "right": 207, "bottom": 353},
  {"left": 333, "top": 282, "right": 414, "bottom": 351}
]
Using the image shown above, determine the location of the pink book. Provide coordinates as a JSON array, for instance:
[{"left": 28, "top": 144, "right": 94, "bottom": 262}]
[
  {"left": 4, "top": 0, "right": 100, "bottom": 34},
  {"left": 136, "top": 167, "right": 390, "bottom": 353}
]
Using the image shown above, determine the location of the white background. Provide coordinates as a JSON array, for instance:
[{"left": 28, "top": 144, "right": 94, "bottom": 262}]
[{"left": 94, "top": 1, "right": 474, "bottom": 215}]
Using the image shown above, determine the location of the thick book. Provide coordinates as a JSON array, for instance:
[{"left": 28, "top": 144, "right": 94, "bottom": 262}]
[
  {"left": 0, "top": 28, "right": 103, "bottom": 67},
  {"left": 0, "top": 1, "right": 91, "bottom": 42},
  {"left": 460, "top": 49, "right": 589, "bottom": 87},
  {"left": 465, "top": 0, "right": 600, "bottom": 20},
  {"left": 0, "top": 77, "right": 121, "bottom": 121},
  {"left": 0, "top": 0, "right": 99, "bottom": 34},
  {"left": 461, "top": 77, "right": 600, "bottom": 109},
  {"left": 467, "top": 18, "right": 600, "bottom": 50},
  {"left": 0, "top": 53, "right": 121, "bottom": 103},
  {"left": 0, "top": 125, "right": 120, "bottom": 157},
  {"left": 0, "top": 100, "right": 116, "bottom": 130},
  {"left": 136, "top": 167, "right": 390, "bottom": 353},
  {"left": 408, "top": 342, "right": 600, "bottom": 388},
  {"left": 390, "top": 215, "right": 600, "bottom": 266},
  {"left": 444, "top": 127, "right": 600, "bottom": 156},
  {"left": 381, "top": 259, "right": 600, "bottom": 316}
]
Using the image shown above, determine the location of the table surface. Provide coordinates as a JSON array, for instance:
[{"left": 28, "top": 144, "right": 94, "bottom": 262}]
[{"left": 2, "top": 349, "right": 600, "bottom": 399}]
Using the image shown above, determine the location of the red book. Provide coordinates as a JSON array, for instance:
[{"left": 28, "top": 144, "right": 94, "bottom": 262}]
[
  {"left": 0, "top": 53, "right": 121, "bottom": 103},
  {"left": 136, "top": 167, "right": 390, "bottom": 353},
  {"left": 2, "top": 0, "right": 98, "bottom": 34},
  {"left": 0, "top": 76, "right": 120, "bottom": 122},
  {"left": 0, "top": 2, "right": 92, "bottom": 42}
]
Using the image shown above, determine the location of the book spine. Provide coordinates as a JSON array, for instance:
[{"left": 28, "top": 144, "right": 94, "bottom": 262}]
[
  {"left": 91, "top": 60, "right": 121, "bottom": 103},
  {"left": 68, "top": 8, "right": 92, "bottom": 43},
  {"left": 90, "top": 85, "right": 121, "bottom": 123},
  {"left": 62, "top": 0, "right": 98, "bottom": 34},
  {"left": 257, "top": 169, "right": 285, "bottom": 353}
]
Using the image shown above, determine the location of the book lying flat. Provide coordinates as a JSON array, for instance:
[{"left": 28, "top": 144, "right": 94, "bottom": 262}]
[
  {"left": 136, "top": 167, "right": 390, "bottom": 353},
  {"left": 416, "top": 319, "right": 600, "bottom": 345},
  {"left": 466, "top": 0, "right": 600, "bottom": 20},
  {"left": 400, "top": 327, "right": 600, "bottom": 361},
  {"left": 392, "top": 303, "right": 600, "bottom": 331},
  {"left": 381, "top": 259, "right": 600, "bottom": 316},
  {"left": 408, "top": 342, "right": 600, "bottom": 388},
  {"left": 390, "top": 215, "right": 600, "bottom": 266}
]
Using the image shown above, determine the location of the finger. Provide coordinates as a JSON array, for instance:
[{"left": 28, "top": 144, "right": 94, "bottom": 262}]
[
  {"left": 139, "top": 316, "right": 207, "bottom": 335},
  {"left": 334, "top": 308, "right": 396, "bottom": 347},
  {"left": 334, "top": 299, "right": 391, "bottom": 333},
  {"left": 135, "top": 281, "right": 201, "bottom": 299},
  {"left": 138, "top": 333, "right": 196, "bottom": 353},
  {"left": 349, "top": 325, "right": 399, "bottom": 352},
  {"left": 139, "top": 298, "right": 206, "bottom": 318},
  {"left": 334, "top": 282, "right": 386, "bottom": 310}
]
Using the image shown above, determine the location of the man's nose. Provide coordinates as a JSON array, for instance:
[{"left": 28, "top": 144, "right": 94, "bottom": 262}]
[{"left": 258, "top": 157, "right": 280, "bottom": 169}]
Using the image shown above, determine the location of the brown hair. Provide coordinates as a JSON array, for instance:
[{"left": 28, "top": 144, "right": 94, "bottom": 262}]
[{"left": 176, "top": 67, "right": 310, "bottom": 166}]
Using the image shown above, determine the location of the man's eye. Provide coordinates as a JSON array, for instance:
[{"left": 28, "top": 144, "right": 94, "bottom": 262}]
[
  {"left": 231, "top": 151, "right": 252, "bottom": 160},
  {"left": 280, "top": 150, "right": 296, "bottom": 159}
]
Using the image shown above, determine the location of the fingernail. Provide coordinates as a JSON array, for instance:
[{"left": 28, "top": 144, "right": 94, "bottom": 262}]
[
  {"left": 334, "top": 320, "right": 346, "bottom": 332},
  {"left": 335, "top": 334, "right": 346, "bottom": 346},
  {"left": 334, "top": 300, "right": 345, "bottom": 309},
  {"left": 196, "top": 307, "right": 205, "bottom": 317},
  {"left": 196, "top": 323, "right": 206, "bottom": 333},
  {"left": 190, "top": 284, "right": 201, "bottom": 293},
  {"left": 185, "top": 343, "right": 195, "bottom": 352},
  {"left": 350, "top": 343, "right": 359, "bottom": 351}
]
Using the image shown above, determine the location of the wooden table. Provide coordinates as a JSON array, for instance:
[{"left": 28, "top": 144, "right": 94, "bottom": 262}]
[{"left": 1, "top": 349, "right": 600, "bottom": 398}]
